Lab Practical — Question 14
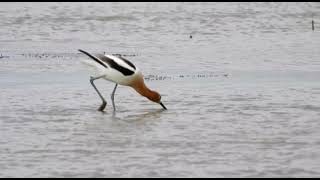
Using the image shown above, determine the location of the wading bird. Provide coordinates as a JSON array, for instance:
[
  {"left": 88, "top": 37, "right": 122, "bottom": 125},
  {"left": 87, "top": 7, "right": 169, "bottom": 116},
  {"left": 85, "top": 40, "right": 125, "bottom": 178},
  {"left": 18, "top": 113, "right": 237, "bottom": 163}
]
[{"left": 78, "top": 49, "right": 167, "bottom": 112}]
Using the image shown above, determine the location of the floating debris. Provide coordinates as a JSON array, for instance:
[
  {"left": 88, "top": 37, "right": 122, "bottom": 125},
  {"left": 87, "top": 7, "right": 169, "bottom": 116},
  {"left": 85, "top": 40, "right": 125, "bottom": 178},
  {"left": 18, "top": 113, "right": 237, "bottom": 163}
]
[
  {"left": 2, "top": 51, "right": 139, "bottom": 60},
  {"left": 112, "top": 53, "right": 137, "bottom": 57},
  {"left": 20, "top": 53, "right": 69, "bottom": 59},
  {"left": 0, "top": 54, "right": 9, "bottom": 59},
  {"left": 312, "top": 19, "right": 315, "bottom": 31},
  {"left": 144, "top": 75, "right": 172, "bottom": 81},
  {"left": 143, "top": 73, "right": 229, "bottom": 81}
]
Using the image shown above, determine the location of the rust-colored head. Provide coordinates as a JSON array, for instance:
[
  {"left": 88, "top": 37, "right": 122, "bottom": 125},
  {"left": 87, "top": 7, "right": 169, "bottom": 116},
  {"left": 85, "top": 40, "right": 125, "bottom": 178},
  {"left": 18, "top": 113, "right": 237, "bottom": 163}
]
[
  {"left": 131, "top": 75, "right": 167, "bottom": 110},
  {"left": 145, "top": 90, "right": 167, "bottom": 110},
  {"left": 148, "top": 90, "right": 166, "bottom": 110},
  {"left": 146, "top": 90, "right": 161, "bottom": 103}
]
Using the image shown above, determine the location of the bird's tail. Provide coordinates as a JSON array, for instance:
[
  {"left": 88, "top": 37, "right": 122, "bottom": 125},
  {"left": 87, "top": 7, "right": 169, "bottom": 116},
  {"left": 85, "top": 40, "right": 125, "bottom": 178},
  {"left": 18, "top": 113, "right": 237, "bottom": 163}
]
[
  {"left": 78, "top": 49, "right": 105, "bottom": 76},
  {"left": 78, "top": 49, "right": 95, "bottom": 60},
  {"left": 78, "top": 49, "right": 108, "bottom": 68}
]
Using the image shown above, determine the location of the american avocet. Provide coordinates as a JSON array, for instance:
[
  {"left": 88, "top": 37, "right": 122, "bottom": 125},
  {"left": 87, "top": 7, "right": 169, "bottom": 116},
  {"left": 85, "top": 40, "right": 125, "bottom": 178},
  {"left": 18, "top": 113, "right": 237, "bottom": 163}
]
[{"left": 78, "top": 49, "right": 167, "bottom": 111}]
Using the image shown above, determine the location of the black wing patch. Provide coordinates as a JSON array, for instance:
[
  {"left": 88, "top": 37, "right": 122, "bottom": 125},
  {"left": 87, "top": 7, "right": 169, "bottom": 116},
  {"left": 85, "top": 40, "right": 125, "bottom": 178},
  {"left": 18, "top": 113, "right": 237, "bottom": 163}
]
[
  {"left": 78, "top": 49, "right": 108, "bottom": 69},
  {"left": 117, "top": 56, "right": 136, "bottom": 70},
  {"left": 97, "top": 54, "right": 135, "bottom": 76}
]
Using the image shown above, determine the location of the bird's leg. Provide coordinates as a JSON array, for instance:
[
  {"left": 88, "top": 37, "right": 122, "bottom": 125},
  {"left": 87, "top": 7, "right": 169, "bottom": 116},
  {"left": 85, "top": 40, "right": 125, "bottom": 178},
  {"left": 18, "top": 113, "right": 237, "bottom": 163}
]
[
  {"left": 110, "top": 83, "right": 118, "bottom": 112},
  {"left": 90, "top": 75, "right": 107, "bottom": 111}
]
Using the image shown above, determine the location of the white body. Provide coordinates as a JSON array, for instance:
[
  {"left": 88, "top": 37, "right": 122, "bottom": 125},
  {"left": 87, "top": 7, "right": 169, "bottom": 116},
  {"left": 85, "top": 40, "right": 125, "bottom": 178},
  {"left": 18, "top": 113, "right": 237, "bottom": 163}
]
[{"left": 81, "top": 54, "right": 142, "bottom": 86}]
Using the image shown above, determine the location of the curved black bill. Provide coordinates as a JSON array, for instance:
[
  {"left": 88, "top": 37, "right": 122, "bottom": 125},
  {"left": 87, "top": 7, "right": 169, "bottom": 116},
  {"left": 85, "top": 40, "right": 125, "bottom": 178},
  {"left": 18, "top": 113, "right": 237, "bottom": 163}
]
[{"left": 160, "top": 102, "right": 167, "bottom": 110}]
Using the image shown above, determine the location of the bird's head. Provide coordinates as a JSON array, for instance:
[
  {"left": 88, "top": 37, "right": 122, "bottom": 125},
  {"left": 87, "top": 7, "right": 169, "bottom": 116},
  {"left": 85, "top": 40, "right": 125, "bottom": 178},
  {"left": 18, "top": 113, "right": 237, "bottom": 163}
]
[
  {"left": 147, "top": 90, "right": 167, "bottom": 110},
  {"left": 131, "top": 77, "right": 167, "bottom": 110}
]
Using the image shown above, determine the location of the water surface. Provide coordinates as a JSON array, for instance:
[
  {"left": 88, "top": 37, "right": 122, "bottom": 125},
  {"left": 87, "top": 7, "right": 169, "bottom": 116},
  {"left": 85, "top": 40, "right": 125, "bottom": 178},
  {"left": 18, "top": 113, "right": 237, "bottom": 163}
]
[{"left": 1, "top": 2, "right": 320, "bottom": 178}]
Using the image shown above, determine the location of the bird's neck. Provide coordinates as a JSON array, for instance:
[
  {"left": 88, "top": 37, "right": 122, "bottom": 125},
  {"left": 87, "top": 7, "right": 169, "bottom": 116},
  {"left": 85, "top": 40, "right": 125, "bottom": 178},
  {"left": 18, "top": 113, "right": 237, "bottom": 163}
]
[
  {"left": 132, "top": 81, "right": 153, "bottom": 98},
  {"left": 130, "top": 77, "right": 155, "bottom": 101}
]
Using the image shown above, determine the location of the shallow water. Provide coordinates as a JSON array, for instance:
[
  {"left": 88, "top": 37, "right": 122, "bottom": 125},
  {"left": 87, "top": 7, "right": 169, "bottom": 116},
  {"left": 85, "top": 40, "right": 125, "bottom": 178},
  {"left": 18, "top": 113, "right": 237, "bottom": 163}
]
[{"left": 1, "top": 2, "right": 320, "bottom": 178}]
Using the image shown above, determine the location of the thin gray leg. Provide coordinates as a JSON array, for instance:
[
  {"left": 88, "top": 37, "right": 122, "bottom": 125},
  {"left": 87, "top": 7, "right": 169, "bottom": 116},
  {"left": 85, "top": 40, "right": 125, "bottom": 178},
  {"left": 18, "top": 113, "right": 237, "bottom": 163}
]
[
  {"left": 110, "top": 83, "right": 118, "bottom": 111},
  {"left": 90, "top": 75, "right": 107, "bottom": 111}
]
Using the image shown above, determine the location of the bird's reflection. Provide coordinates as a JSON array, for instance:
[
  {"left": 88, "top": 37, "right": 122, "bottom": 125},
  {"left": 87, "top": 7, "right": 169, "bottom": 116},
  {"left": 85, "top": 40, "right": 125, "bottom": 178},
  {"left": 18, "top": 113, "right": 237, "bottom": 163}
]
[{"left": 111, "top": 108, "right": 166, "bottom": 123}]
